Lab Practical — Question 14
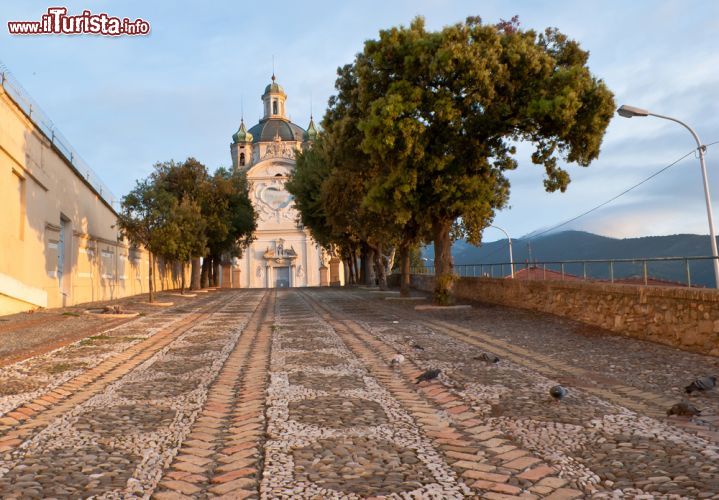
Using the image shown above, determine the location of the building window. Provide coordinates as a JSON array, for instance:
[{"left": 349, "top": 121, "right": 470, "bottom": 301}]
[
  {"left": 273, "top": 100, "right": 278, "bottom": 115},
  {"left": 240, "top": 152, "right": 245, "bottom": 166},
  {"left": 101, "top": 248, "right": 115, "bottom": 279}
]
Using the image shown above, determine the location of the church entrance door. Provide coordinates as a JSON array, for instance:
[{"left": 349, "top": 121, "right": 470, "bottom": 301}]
[{"left": 275, "top": 266, "right": 290, "bottom": 288}]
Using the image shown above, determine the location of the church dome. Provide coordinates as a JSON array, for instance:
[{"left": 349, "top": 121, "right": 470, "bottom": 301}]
[
  {"left": 264, "top": 81, "right": 285, "bottom": 94},
  {"left": 264, "top": 74, "right": 286, "bottom": 96},
  {"left": 232, "top": 119, "right": 253, "bottom": 143},
  {"left": 248, "top": 118, "right": 306, "bottom": 143}
]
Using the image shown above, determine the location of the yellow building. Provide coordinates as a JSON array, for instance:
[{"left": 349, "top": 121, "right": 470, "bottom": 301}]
[{"left": 0, "top": 67, "right": 181, "bottom": 315}]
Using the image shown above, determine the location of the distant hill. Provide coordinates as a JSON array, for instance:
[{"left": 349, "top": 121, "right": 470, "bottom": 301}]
[{"left": 422, "top": 230, "right": 717, "bottom": 287}]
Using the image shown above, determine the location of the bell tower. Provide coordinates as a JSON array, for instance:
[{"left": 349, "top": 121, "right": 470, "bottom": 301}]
[{"left": 261, "top": 74, "right": 287, "bottom": 120}]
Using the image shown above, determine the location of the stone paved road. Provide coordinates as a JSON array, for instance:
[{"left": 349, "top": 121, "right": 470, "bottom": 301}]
[{"left": 0, "top": 288, "right": 718, "bottom": 499}]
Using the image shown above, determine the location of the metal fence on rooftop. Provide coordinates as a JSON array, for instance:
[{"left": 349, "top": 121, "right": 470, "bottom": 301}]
[
  {"left": 411, "top": 255, "right": 719, "bottom": 288},
  {"left": 0, "top": 60, "right": 118, "bottom": 209}
]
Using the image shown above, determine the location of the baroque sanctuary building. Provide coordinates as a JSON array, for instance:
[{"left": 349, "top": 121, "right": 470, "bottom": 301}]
[{"left": 229, "top": 76, "right": 342, "bottom": 288}]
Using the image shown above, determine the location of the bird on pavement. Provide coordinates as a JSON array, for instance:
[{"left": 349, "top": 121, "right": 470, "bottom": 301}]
[
  {"left": 667, "top": 400, "right": 702, "bottom": 417},
  {"left": 473, "top": 352, "right": 500, "bottom": 364},
  {"left": 389, "top": 354, "right": 405, "bottom": 368},
  {"left": 416, "top": 368, "right": 441, "bottom": 384},
  {"left": 549, "top": 385, "right": 568, "bottom": 402},
  {"left": 685, "top": 376, "right": 716, "bottom": 394}
]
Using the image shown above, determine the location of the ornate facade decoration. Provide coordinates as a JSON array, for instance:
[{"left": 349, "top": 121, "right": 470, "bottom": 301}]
[
  {"left": 228, "top": 75, "right": 342, "bottom": 288},
  {"left": 261, "top": 135, "right": 296, "bottom": 160}
]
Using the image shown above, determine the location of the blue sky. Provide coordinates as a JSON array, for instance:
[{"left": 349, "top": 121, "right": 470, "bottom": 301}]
[{"left": 2, "top": 0, "right": 719, "bottom": 242}]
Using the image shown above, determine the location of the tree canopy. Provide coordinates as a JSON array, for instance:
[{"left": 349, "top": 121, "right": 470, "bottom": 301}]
[
  {"left": 118, "top": 158, "right": 256, "bottom": 297},
  {"left": 116, "top": 180, "right": 181, "bottom": 301},
  {"left": 289, "top": 15, "right": 614, "bottom": 302}
]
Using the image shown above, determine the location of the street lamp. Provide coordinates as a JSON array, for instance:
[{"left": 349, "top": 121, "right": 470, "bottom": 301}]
[
  {"left": 489, "top": 225, "right": 514, "bottom": 278},
  {"left": 617, "top": 105, "right": 719, "bottom": 287}
]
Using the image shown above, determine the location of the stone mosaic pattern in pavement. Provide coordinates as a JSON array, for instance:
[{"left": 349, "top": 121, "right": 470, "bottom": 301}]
[{"left": 0, "top": 287, "right": 717, "bottom": 498}]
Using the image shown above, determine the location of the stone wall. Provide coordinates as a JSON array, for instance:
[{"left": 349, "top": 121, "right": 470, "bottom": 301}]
[{"left": 408, "top": 274, "right": 719, "bottom": 356}]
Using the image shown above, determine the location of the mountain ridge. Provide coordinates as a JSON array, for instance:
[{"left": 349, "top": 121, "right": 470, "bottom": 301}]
[{"left": 422, "top": 230, "right": 717, "bottom": 286}]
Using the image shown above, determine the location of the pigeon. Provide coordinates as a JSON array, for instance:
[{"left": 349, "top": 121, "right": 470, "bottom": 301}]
[
  {"left": 685, "top": 376, "right": 717, "bottom": 394},
  {"left": 389, "top": 354, "right": 405, "bottom": 368},
  {"left": 549, "top": 385, "right": 568, "bottom": 402},
  {"left": 415, "top": 368, "right": 441, "bottom": 384},
  {"left": 473, "top": 352, "right": 500, "bottom": 363},
  {"left": 667, "top": 400, "right": 701, "bottom": 417}
]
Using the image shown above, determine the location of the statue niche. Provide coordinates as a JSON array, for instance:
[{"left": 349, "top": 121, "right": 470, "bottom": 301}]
[{"left": 263, "top": 238, "right": 297, "bottom": 266}]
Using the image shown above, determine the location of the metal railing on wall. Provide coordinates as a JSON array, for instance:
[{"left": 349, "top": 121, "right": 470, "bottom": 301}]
[
  {"left": 0, "top": 61, "right": 117, "bottom": 209},
  {"left": 410, "top": 255, "right": 719, "bottom": 288}
]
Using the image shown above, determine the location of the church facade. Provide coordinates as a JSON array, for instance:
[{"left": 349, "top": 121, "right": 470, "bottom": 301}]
[{"left": 230, "top": 76, "right": 340, "bottom": 288}]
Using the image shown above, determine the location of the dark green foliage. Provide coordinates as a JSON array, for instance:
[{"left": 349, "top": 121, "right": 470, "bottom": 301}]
[
  {"left": 118, "top": 157, "right": 256, "bottom": 296},
  {"left": 355, "top": 16, "right": 615, "bottom": 303},
  {"left": 117, "top": 179, "right": 180, "bottom": 301}
]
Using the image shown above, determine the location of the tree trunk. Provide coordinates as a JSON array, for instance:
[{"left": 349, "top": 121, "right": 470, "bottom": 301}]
[
  {"left": 201, "top": 257, "right": 210, "bottom": 288},
  {"left": 153, "top": 254, "right": 159, "bottom": 296},
  {"left": 359, "top": 243, "right": 368, "bottom": 285},
  {"left": 432, "top": 218, "right": 455, "bottom": 305},
  {"left": 347, "top": 249, "right": 356, "bottom": 285},
  {"left": 353, "top": 246, "right": 359, "bottom": 285},
  {"left": 190, "top": 257, "right": 201, "bottom": 290},
  {"left": 180, "top": 261, "right": 186, "bottom": 294},
  {"left": 212, "top": 256, "right": 221, "bottom": 288},
  {"left": 373, "top": 243, "right": 387, "bottom": 290},
  {"left": 385, "top": 246, "right": 396, "bottom": 276},
  {"left": 399, "top": 242, "right": 411, "bottom": 297},
  {"left": 364, "top": 246, "right": 376, "bottom": 286},
  {"left": 208, "top": 256, "right": 214, "bottom": 287},
  {"left": 148, "top": 251, "right": 155, "bottom": 303}
]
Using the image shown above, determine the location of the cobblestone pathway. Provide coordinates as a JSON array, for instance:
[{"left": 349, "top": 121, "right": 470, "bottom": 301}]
[{"left": 0, "top": 288, "right": 718, "bottom": 498}]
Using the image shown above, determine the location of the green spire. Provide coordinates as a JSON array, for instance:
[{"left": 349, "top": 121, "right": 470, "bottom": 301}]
[
  {"left": 232, "top": 119, "right": 253, "bottom": 143},
  {"left": 305, "top": 115, "right": 318, "bottom": 141}
]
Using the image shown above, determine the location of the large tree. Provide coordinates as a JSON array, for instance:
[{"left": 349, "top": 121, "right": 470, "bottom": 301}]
[
  {"left": 202, "top": 167, "right": 257, "bottom": 287},
  {"left": 142, "top": 158, "right": 256, "bottom": 291},
  {"left": 357, "top": 16, "right": 615, "bottom": 304},
  {"left": 152, "top": 158, "right": 210, "bottom": 290},
  {"left": 117, "top": 180, "right": 181, "bottom": 302},
  {"left": 165, "top": 197, "right": 205, "bottom": 293},
  {"left": 289, "top": 63, "right": 409, "bottom": 290}
]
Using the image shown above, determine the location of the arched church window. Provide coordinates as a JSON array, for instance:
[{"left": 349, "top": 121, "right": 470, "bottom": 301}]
[
  {"left": 240, "top": 153, "right": 245, "bottom": 166},
  {"left": 273, "top": 100, "right": 278, "bottom": 115}
]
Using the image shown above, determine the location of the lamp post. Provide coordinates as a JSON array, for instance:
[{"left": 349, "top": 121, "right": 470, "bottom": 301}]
[
  {"left": 489, "top": 225, "right": 514, "bottom": 278},
  {"left": 617, "top": 105, "right": 719, "bottom": 287}
]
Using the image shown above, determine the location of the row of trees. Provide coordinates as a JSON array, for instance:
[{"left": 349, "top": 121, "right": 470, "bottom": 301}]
[
  {"left": 117, "top": 158, "right": 256, "bottom": 301},
  {"left": 287, "top": 15, "right": 615, "bottom": 304}
]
